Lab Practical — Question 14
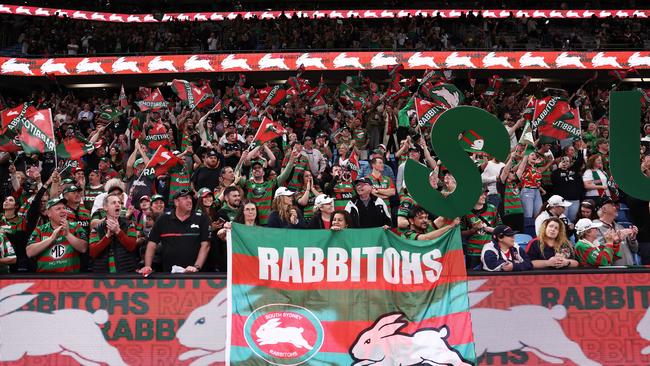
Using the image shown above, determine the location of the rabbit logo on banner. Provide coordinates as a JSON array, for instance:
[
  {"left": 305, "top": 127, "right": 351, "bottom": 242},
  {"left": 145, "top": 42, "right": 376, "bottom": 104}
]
[{"left": 243, "top": 304, "right": 324, "bottom": 365}]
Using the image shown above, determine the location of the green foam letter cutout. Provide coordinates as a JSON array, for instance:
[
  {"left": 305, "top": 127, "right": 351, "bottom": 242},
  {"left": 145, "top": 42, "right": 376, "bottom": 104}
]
[
  {"left": 404, "top": 106, "right": 510, "bottom": 218},
  {"left": 610, "top": 91, "right": 650, "bottom": 201}
]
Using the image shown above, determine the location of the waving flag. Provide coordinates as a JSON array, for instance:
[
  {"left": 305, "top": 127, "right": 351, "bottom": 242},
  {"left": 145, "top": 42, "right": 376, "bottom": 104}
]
[
  {"left": 414, "top": 97, "right": 448, "bottom": 127},
  {"left": 531, "top": 96, "right": 574, "bottom": 129},
  {"left": 21, "top": 109, "right": 56, "bottom": 154},
  {"left": 397, "top": 98, "right": 415, "bottom": 128},
  {"left": 538, "top": 108, "right": 581, "bottom": 141},
  {"left": 258, "top": 85, "right": 287, "bottom": 107},
  {"left": 425, "top": 83, "right": 464, "bottom": 108},
  {"left": 310, "top": 96, "right": 328, "bottom": 116},
  {"left": 484, "top": 75, "right": 503, "bottom": 96},
  {"left": 56, "top": 136, "right": 96, "bottom": 160},
  {"left": 136, "top": 88, "right": 168, "bottom": 111},
  {"left": 96, "top": 105, "right": 123, "bottom": 124},
  {"left": 147, "top": 145, "right": 182, "bottom": 175},
  {"left": 251, "top": 117, "right": 287, "bottom": 147},
  {"left": 171, "top": 79, "right": 209, "bottom": 110},
  {"left": 119, "top": 84, "right": 128, "bottom": 108},
  {"left": 144, "top": 121, "right": 170, "bottom": 151},
  {"left": 1, "top": 103, "right": 37, "bottom": 136},
  {"left": 228, "top": 225, "right": 475, "bottom": 365},
  {"left": 0, "top": 134, "right": 21, "bottom": 152}
]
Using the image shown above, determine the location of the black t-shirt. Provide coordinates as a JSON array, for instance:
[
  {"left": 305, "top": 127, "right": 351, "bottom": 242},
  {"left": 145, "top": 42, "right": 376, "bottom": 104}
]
[
  {"left": 222, "top": 142, "right": 243, "bottom": 168},
  {"left": 148, "top": 211, "right": 210, "bottom": 272},
  {"left": 192, "top": 166, "right": 221, "bottom": 191}
]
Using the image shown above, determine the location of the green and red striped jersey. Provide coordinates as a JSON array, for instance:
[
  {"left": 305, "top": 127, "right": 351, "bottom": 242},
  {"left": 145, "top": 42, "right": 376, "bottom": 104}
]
[
  {"left": 575, "top": 239, "right": 621, "bottom": 267},
  {"left": 84, "top": 184, "right": 104, "bottom": 210},
  {"left": 28, "top": 221, "right": 87, "bottom": 273},
  {"left": 0, "top": 232, "right": 15, "bottom": 274},
  {"left": 297, "top": 189, "right": 319, "bottom": 222},
  {"left": 170, "top": 167, "right": 191, "bottom": 200},
  {"left": 244, "top": 178, "right": 277, "bottom": 226},
  {"left": 66, "top": 205, "right": 91, "bottom": 234},
  {"left": 0, "top": 214, "right": 25, "bottom": 235},
  {"left": 333, "top": 180, "right": 355, "bottom": 211},
  {"left": 503, "top": 181, "right": 524, "bottom": 216},
  {"left": 397, "top": 190, "right": 415, "bottom": 218},
  {"left": 285, "top": 155, "right": 310, "bottom": 192},
  {"left": 462, "top": 203, "right": 501, "bottom": 257}
]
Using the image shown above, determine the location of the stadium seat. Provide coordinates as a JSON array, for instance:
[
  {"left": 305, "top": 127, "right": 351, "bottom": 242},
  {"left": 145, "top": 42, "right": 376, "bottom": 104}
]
[{"left": 514, "top": 234, "right": 533, "bottom": 251}]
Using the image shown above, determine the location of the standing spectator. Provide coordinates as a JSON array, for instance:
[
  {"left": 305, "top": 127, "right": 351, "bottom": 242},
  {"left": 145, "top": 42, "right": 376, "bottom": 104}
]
[
  {"left": 527, "top": 217, "right": 579, "bottom": 269},
  {"left": 345, "top": 178, "right": 391, "bottom": 228},
  {"left": 140, "top": 190, "right": 210, "bottom": 274},
  {"left": 481, "top": 225, "right": 532, "bottom": 272},
  {"left": 497, "top": 152, "right": 524, "bottom": 232},
  {"left": 88, "top": 195, "right": 138, "bottom": 273},
  {"left": 301, "top": 137, "right": 326, "bottom": 177},
  {"left": 296, "top": 170, "right": 322, "bottom": 223},
  {"left": 583, "top": 154, "right": 611, "bottom": 206},
  {"left": 26, "top": 197, "right": 88, "bottom": 273},
  {"left": 534, "top": 195, "right": 572, "bottom": 237},
  {"left": 366, "top": 157, "right": 396, "bottom": 205},
  {"left": 0, "top": 229, "right": 16, "bottom": 273},
  {"left": 481, "top": 156, "right": 505, "bottom": 210},
  {"left": 551, "top": 155, "right": 584, "bottom": 222},
  {"left": 267, "top": 187, "right": 305, "bottom": 228},
  {"left": 192, "top": 150, "right": 222, "bottom": 191},
  {"left": 461, "top": 188, "right": 502, "bottom": 270},
  {"left": 217, "top": 186, "right": 242, "bottom": 222},
  {"left": 517, "top": 151, "right": 552, "bottom": 235}
]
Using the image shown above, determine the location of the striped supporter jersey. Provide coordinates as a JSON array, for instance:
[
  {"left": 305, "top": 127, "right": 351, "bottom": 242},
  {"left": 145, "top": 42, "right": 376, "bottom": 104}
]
[
  {"left": 28, "top": 221, "right": 87, "bottom": 272},
  {"left": 244, "top": 178, "right": 277, "bottom": 226},
  {"left": 462, "top": 203, "right": 501, "bottom": 257}
]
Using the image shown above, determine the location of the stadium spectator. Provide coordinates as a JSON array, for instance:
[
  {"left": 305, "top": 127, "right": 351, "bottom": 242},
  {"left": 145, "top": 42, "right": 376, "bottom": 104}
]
[
  {"left": 534, "top": 195, "right": 572, "bottom": 237},
  {"left": 402, "top": 206, "right": 460, "bottom": 241},
  {"left": 461, "top": 188, "right": 501, "bottom": 269},
  {"left": 594, "top": 197, "right": 639, "bottom": 265},
  {"left": 345, "top": 178, "right": 391, "bottom": 228},
  {"left": 330, "top": 210, "right": 354, "bottom": 231},
  {"left": 481, "top": 225, "right": 532, "bottom": 272},
  {"left": 527, "top": 217, "right": 579, "bottom": 269},
  {"left": 574, "top": 218, "right": 621, "bottom": 267},
  {"left": 308, "top": 194, "right": 335, "bottom": 229},
  {"left": 267, "top": 187, "right": 305, "bottom": 228}
]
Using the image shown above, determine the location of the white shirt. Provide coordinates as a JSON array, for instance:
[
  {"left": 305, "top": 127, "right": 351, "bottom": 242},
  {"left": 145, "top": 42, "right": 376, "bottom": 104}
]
[
  {"left": 583, "top": 169, "right": 610, "bottom": 198},
  {"left": 481, "top": 160, "right": 505, "bottom": 195}
]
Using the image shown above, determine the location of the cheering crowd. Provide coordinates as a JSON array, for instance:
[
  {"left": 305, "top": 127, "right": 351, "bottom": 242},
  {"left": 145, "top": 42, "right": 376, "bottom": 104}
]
[
  {"left": 1, "top": 9, "right": 646, "bottom": 56},
  {"left": 0, "top": 65, "right": 649, "bottom": 276}
]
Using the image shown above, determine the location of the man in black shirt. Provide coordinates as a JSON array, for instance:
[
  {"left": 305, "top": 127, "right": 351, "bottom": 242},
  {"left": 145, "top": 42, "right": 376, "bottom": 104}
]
[
  {"left": 345, "top": 178, "right": 391, "bottom": 228},
  {"left": 222, "top": 131, "right": 243, "bottom": 169},
  {"left": 139, "top": 189, "right": 210, "bottom": 275},
  {"left": 192, "top": 150, "right": 222, "bottom": 191}
]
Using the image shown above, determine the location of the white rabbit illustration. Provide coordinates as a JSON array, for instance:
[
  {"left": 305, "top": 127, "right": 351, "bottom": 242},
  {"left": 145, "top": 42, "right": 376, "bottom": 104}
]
[
  {"left": 176, "top": 290, "right": 227, "bottom": 366},
  {"left": 349, "top": 313, "right": 472, "bottom": 366},
  {"left": 255, "top": 318, "right": 313, "bottom": 350},
  {"left": 0, "top": 283, "right": 127, "bottom": 366}
]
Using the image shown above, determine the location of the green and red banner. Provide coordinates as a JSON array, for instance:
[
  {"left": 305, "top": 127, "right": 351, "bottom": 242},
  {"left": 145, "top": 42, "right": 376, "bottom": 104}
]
[
  {"left": 227, "top": 224, "right": 475, "bottom": 365},
  {"left": 56, "top": 136, "right": 96, "bottom": 160},
  {"left": 531, "top": 96, "right": 574, "bottom": 129},
  {"left": 171, "top": 79, "right": 209, "bottom": 110},
  {"left": 20, "top": 108, "right": 56, "bottom": 154}
]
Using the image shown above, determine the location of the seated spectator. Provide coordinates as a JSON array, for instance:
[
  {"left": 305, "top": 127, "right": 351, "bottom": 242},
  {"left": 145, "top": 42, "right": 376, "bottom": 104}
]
[
  {"left": 308, "top": 194, "right": 335, "bottom": 229},
  {"left": 331, "top": 210, "right": 354, "bottom": 231},
  {"left": 594, "top": 197, "right": 639, "bottom": 266},
  {"left": 534, "top": 195, "right": 572, "bottom": 237},
  {"left": 528, "top": 217, "right": 579, "bottom": 269},
  {"left": 574, "top": 218, "right": 621, "bottom": 267},
  {"left": 481, "top": 225, "right": 532, "bottom": 272},
  {"left": 575, "top": 199, "right": 599, "bottom": 221}
]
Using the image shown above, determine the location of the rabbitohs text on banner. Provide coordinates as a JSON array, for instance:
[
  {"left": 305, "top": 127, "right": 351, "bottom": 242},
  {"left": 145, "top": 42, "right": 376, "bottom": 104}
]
[{"left": 227, "top": 224, "right": 475, "bottom": 365}]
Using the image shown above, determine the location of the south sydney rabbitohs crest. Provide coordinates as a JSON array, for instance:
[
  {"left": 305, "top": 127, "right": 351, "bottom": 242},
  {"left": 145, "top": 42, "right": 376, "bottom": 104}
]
[{"left": 244, "top": 304, "right": 324, "bottom": 365}]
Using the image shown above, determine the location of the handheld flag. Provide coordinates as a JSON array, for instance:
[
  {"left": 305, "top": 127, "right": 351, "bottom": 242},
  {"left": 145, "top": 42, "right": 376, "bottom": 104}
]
[
  {"left": 136, "top": 88, "right": 168, "bottom": 111},
  {"left": 148, "top": 145, "right": 182, "bottom": 175},
  {"left": 20, "top": 109, "right": 56, "bottom": 154},
  {"left": 56, "top": 136, "right": 96, "bottom": 160},
  {"left": 251, "top": 117, "right": 287, "bottom": 148},
  {"left": 119, "top": 84, "right": 128, "bottom": 108}
]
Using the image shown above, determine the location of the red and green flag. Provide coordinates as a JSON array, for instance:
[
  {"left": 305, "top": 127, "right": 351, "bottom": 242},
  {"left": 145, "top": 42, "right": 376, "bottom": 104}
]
[
  {"left": 484, "top": 75, "right": 503, "bottom": 96},
  {"left": 144, "top": 121, "right": 170, "bottom": 151},
  {"left": 21, "top": 109, "right": 56, "bottom": 154},
  {"left": 147, "top": 145, "right": 182, "bottom": 176},
  {"left": 531, "top": 96, "right": 574, "bottom": 129},
  {"left": 171, "top": 79, "right": 209, "bottom": 110},
  {"left": 96, "top": 105, "right": 123, "bottom": 124},
  {"left": 227, "top": 225, "right": 476, "bottom": 365},
  {"left": 414, "top": 97, "right": 448, "bottom": 127},
  {"left": 251, "top": 117, "right": 287, "bottom": 148},
  {"left": 258, "top": 85, "right": 287, "bottom": 107},
  {"left": 538, "top": 108, "right": 581, "bottom": 141},
  {"left": 56, "top": 136, "right": 96, "bottom": 160},
  {"left": 1, "top": 103, "right": 37, "bottom": 136},
  {"left": 136, "top": 88, "right": 168, "bottom": 112},
  {"left": 310, "top": 96, "right": 328, "bottom": 116},
  {"left": 460, "top": 130, "right": 485, "bottom": 153},
  {"left": 119, "top": 84, "right": 128, "bottom": 108},
  {"left": 425, "top": 83, "right": 464, "bottom": 108},
  {"left": 338, "top": 83, "right": 367, "bottom": 111},
  {"left": 0, "top": 134, "right": 21, "bottom": 152}
]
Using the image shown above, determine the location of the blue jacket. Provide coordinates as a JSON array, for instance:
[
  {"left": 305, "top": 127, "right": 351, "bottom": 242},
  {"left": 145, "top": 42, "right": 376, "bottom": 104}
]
[{"left": 481, "top": 242, "right": 532, "bottom": 272}]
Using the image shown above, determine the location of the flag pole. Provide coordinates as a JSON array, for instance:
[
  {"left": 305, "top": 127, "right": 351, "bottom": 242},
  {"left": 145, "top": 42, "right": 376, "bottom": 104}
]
[
  {"left": 49, "top": 108, "right": 58, "bottom": 170},
  {"left": 136, "top": 145, "right": 159, "bottom": 182}
]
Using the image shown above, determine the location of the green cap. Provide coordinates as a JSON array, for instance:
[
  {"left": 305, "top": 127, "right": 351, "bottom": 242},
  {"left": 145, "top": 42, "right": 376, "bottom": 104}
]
[
  {"left": 197, "top": 188, "right": 212, "bottom": 198},
  {"left": 134, "top": 158, "right": 144, "bottom": 167},
  {"left": 151, "top": 194, "right": 165, "bottom": 202},
  {"left": 63, "top": 185, "right": 83, "bottom": 194},
  {"left": 46, "top": 197, "right": 67, "bottom": 210}
]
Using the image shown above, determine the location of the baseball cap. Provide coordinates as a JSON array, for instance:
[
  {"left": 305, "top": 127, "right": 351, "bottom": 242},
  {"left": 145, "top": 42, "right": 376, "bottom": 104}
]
[
  {"left": 492, "top": 225, "right": 517, "bottom": 242},
  {"left": 598, "top": 196, "right": 617, "bottom": 209},
  {"left": 151, "top": 194, "right": 165, "bottom": 202},
  {"left": 354, "top": 177, "right": 373, "bottom": 186},
  {"left": 547, "top": 195, "right": 572, "bottom": 208},
  {"left": 61, "top": 178, "right": 75, "bottom": 186},
  {"left": 197, "top": 188, "right": 212, "bottom": 198},
  {"left": 314, "top": 194, "right": 334, "bottom": 207},
  {"left": 134, "top": 158, "right": 144, "bottom": 167},
  {"left": 575, "top": 218, "right": 603, "bottom": 235},
  {"left": 46, "top": 197, "right": 67, "bottom": 210},
  {"left": 274, "top": 187, "right": 296, "bottom": 198},
  {"left": 100, "top": 157, "right": 110, "bottom": 163},
  {"left": 206, "top": 150, "right": 219, "bottom": 157},
  {"left": 173, "top": 189, "right": 193, "bottom": 199},
  {"left": 63, "top": 185, "right": 82, "bottom": 194},
  {"left": 139, "top": 195, "right": 151, "bottom": 202},
  {"left": 72, "top": 167, "right": 84, "bottom": 175}
]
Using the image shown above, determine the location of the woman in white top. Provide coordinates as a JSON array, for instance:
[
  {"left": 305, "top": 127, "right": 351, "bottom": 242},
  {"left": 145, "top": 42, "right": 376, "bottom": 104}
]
[{"left": 582, "top": 154, "right": 610, "bottom": 205}]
